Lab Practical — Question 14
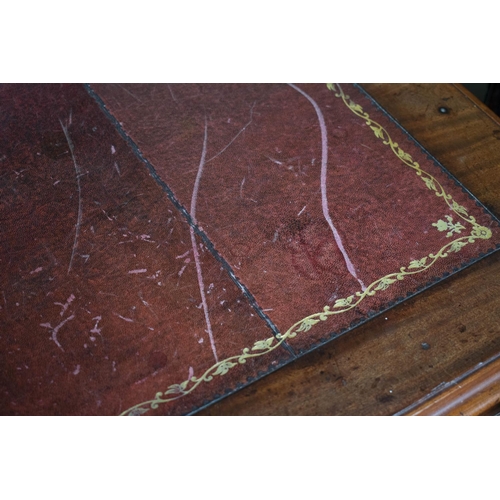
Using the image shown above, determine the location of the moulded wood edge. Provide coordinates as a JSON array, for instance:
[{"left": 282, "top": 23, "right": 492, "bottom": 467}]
[
  {"left": 401, "top": 355, "right": 500, "bottom": 416},
  {"left": 452, "top": 83, "right": 500, "bottom": 127}
]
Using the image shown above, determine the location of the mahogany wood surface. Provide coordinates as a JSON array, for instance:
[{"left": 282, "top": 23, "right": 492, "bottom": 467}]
[{"left": 199, "top": 83, "right": 500, "bottom": 416}]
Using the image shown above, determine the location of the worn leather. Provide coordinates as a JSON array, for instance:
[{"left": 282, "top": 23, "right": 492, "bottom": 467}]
[{"left": 1, "top": 83, "right": 499, "bottom": 415}]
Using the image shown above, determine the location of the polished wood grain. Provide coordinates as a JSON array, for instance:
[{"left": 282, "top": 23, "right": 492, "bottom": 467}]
[{"left": 199, "top": 83, "right": 500, "bottom": 416}]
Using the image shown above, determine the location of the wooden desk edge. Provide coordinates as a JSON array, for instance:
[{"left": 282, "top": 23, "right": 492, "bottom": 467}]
[
  {"left": 452, "top": 83, "right": 500, "bottom": 127},
  {"left": 399, "top": 354, "right": 500, "bottom": 416}
]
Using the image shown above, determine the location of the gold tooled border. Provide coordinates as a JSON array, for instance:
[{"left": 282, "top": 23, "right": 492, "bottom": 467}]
[{"left": 121, "top": 84, "right": 492, "bottom": 416}]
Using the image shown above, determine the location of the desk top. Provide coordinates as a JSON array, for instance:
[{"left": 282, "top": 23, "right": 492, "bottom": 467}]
[{"left": 2, "top": 84, "right": 499, "bottom": 416}]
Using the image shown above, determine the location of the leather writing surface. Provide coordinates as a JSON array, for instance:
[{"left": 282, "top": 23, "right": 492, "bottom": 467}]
[{"left": 2, "top": 84, "right": 499, "bottom": 415}]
